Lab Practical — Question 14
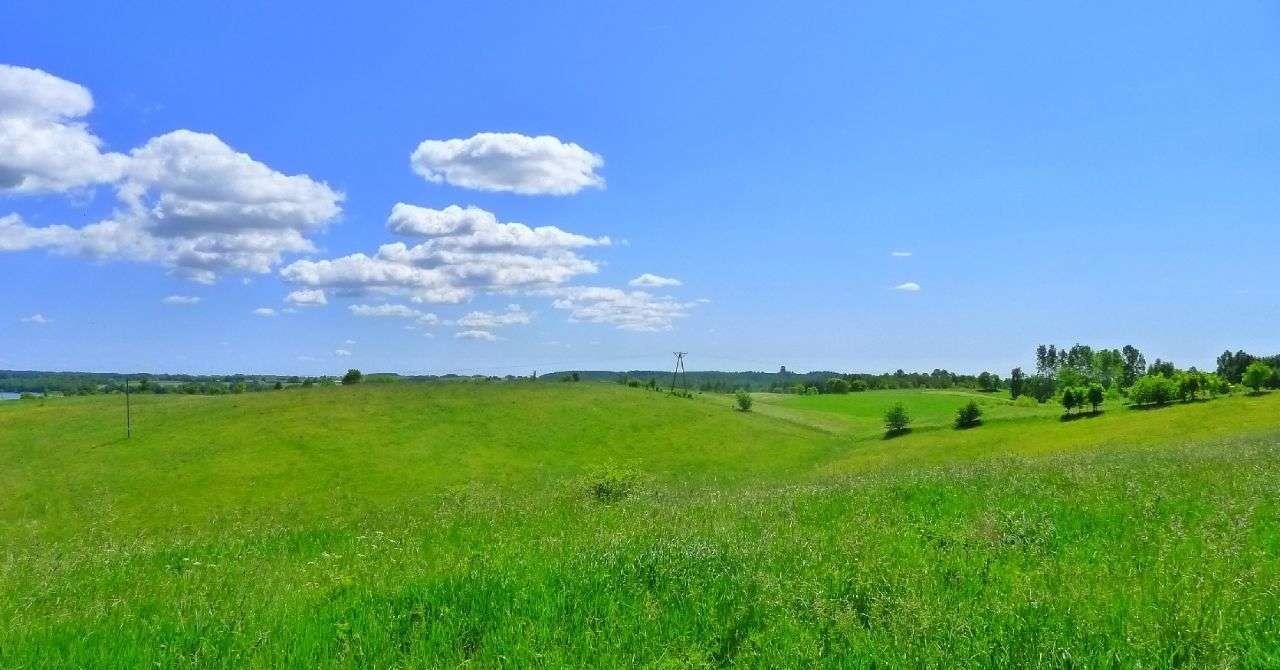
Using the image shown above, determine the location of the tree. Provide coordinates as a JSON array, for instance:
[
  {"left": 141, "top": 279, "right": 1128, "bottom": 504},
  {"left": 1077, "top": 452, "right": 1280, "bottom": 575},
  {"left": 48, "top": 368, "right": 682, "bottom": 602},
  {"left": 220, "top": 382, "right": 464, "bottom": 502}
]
[
  {"left": 1177, "top": 372, "right": 1201, "bottom": 402},
  {"left": 1086, "top": 384, "right": 1104, "bottom": 413},
  {"left": 1129, "top": 375, "right": 1177, "bottom": 406},
  {"left": 884, "top": 403, "right": 912, "bottom": 436},
  {"left": 825, "top": 378, "right": 850, "bottom": 394},
  {"left": 1061, "top": 388, "right": 1078, "bottom": 415},
  {"left": 735, "top": 391, "right": 753, "bottom": 411},
  {"left": 1009, "top": 367, "right": 1026, "bottom": 399},
  {"left": 1243, "top": 361, "right": 1273, "bottom": 393},
  {"left": 849, "top": 379, "right": 868, "bottom": 392},
  {"left": 1121, "top": 345, "right": 1147, "bottom": 388},
  {"left": 342, "top": 369, "right": 363, "bottom": 385},
  {"left": 1148, "top": 359, "right": 1176, "bottom": 378},
  {"left": 954, "top": 400, "right": 983, "bottom": 429},
  {"left": 273, "top": 381, "right": 284, "bottom": 390}
]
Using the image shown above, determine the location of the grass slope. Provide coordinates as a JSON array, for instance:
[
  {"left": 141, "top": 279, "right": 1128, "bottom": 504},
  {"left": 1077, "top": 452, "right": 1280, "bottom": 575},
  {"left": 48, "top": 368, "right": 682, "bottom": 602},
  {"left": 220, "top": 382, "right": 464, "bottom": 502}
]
[{"left": 2, "top": 383, "right": 1279, "bottom": 668}]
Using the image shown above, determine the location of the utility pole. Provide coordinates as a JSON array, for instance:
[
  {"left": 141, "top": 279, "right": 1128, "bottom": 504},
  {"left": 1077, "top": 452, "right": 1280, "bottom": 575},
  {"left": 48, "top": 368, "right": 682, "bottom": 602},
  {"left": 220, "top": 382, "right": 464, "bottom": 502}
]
[
  {"left": 669, "top": 352, "right": 688, "bottom": 394},
  {"left": 124, "top": 375, "right": 132, "bottom": 439}
]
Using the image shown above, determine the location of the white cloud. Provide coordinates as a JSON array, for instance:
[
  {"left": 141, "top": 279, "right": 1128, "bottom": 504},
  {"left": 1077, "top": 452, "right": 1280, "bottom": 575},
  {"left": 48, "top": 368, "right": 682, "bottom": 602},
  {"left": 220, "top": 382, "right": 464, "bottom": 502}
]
[
  {"left": 344, "top": 339, "right": 356, "bottom": 345},
  {"left": 894, "top": 282, "right": 921, "bottom": 292},
  {"left": 410, "top": 132, "right": 604, "bottom": 195},
  {"left": 20, "top": 313, "right": 50, "bottom": 324},
  {"left": 628, "top": 273, "right": 682, "bottom": 288},
  {"left": 0, "top": 68, "right": 344, "bottom": 282},
  {"left": 0, "top": 64, "right": 126, "bottom": 194},
  {"left": 284, "top": 288, "right": 327, "bottom": 306},
  {"left": 282, "top": 203, "right": 605, "bottom": 303},
  {"left": 455, "top": 329, "right": 498, "bottom": 341},
  {"left": 455, "top": 304, "right": 533, "bottom": 329},
  {"left": 348, "top": 303, "right": 439, "bottom": 325},
  {"left": 547, "top": 286, "right": 699, "bottom": 332},
  {"left": 334, "top": 348, "right": 352, "bottom": 356},
  {"left": 891, "top": 251, "right": 912, "bottom": 257},
  {"left": 162, "top": 295, "right": 201, "bottom": 305},
  {"left": 252, "top": 307, "right": 278, "bottom": 317}
]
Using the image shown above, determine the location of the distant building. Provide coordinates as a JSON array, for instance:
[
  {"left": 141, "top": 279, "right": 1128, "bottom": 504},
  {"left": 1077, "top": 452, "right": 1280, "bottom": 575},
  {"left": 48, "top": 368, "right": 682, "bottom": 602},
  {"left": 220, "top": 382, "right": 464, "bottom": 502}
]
[{"left": 779, "top": 365, "right": 788, "bottom": 374}]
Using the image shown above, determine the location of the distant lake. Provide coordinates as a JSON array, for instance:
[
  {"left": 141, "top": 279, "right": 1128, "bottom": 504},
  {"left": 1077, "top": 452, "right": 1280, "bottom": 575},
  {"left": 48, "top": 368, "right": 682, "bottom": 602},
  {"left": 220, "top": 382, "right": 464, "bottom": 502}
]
[{"left": 0, "top": 392, "right": 20, "bottom": 401}]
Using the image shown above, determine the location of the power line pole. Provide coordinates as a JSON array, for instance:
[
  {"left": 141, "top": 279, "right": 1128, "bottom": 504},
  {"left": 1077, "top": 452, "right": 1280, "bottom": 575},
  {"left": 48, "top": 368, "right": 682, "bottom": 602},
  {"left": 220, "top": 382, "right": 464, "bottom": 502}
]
[{"left": 669, "top": 352, "right": 688, "bottom": 394}]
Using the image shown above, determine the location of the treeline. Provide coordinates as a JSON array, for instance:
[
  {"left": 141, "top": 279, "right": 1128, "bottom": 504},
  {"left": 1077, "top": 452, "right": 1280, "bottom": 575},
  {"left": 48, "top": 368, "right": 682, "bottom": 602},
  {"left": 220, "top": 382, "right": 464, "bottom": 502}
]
[
  {"left": 1009, "top": 344, "right": 1278, "bottom": 408},
  {"left": 594, "top": 369, "right": 1006, "bottom": 394},
  {"left": 0, "top": 370, "right": 338, "bottom": 396}
]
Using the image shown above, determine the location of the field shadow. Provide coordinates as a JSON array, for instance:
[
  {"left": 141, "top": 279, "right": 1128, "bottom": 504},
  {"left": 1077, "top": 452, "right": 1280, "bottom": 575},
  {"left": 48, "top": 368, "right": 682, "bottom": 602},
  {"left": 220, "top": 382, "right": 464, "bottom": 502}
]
[{"left": 1060, "top": 410, "right": 1104, "bottom": 422}]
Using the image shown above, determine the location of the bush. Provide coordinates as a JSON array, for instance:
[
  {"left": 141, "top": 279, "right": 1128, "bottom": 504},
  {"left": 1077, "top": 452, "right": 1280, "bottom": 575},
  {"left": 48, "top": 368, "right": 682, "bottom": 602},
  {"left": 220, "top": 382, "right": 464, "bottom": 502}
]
[
  {"left": 1013, "top": 394, "right": 1039, "bottom": 408},
  {"left": 825, "top": 378, "right": 850, "bottom": 394},
  {"left": 1129, "top": 374, "right": 1177, "bottom": 406},
  {"left": 341, "top": 369, "right": 363, "bottom": 385},
  {"left": 1061, "top": 388, "right": 1079, "bottom": 415},
  {"left": 954, "top": 400, "right": 983, "bottom": 429},
  {"left": 884, "top": 403, "right": 911, "bottom": 436},
  {"left": 735, "top": 391, "right": 753, "bottom": 411},
  {"left": 849, "top": 380, "right": 868, "bottom": 392},
  {"left": 583, "top": 464, "right": 640, "bottom": 502}
]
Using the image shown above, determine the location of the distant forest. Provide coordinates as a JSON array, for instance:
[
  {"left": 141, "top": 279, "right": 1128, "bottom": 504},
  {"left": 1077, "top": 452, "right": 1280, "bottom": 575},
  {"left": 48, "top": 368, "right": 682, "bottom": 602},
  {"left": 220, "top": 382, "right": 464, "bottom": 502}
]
[{"left": 5, "top": 345, "right": 1277, "bottom": 397}]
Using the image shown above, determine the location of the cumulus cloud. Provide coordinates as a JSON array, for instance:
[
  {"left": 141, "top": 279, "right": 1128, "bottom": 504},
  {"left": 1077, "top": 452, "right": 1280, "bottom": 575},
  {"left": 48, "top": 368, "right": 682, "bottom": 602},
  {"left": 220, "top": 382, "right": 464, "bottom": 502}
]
[
  {"left": 0, "top": 64, "right": 126, "bottom": 194},
  {"left": 547, "top": 286, "right": 699, "bottom": 332},
  {"left": 410, "top": 132, "right": 604, "bottom": 195},
  {"left": 162, "top": 295, "right": 201, "bottom": 305},
  {"left": 894, "top": 282, "right": 921, "bottom": 292},
  {"left": 348, "top": 303, "right": 439, "bottom": 325},
  {"left": 628, "top": 273, "right": 682, "bottom": 288},
  {"left": 891, "top": 251, "right": 912, "bottom": 257},
  {"left": 455, "top": 329, "right": 498, "bottom": 341},
  {"left": 455, "top": 304, "right": 532, "bottom": 329},
  {"left": 282, "top": 203, "right": 605, "bottom": 303},
  {"left": 252, "top": 307, "right": 278, "bottom": 317},
  {"left": 0, "top": 66, "right": 344, "bottom": 282},
  {"left": 20, "top": 313, "right": 51, "bottom": 324},
  {"left": 284, "top": 288, "right": 327, "bottom": 306}
]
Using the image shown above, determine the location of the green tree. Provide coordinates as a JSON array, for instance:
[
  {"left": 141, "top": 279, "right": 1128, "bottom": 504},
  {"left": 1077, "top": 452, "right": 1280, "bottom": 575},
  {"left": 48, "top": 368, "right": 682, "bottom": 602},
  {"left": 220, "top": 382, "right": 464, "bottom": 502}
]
[
  {"left": 1129, "top": 375, "right": 1177, "bottom": 406},
  {"left": 1242, "top": 361, "right": 1273, "bottom": 393},
  {"left": 1009, "top": 367, "right": 1026, "bottom": 399},
  {"left": 954, "top": 400, "right": 983, "bottom": 429},
  {"left": 1061, "top": 388, "right": 1078, "bottom": 415},
  {"left": 884, "top": 403, "right": 912, "bottom": 436},
  {"left": 735, "top": 391, "right": 753, "bottom": 411},
  {"left": 341, "top": 369, "right": 363, "bottom": 385},
  {"left": 1086, "top": 384, "right": 1104, "bottom": 412},
  {"left": 825, "top": 378, "right": 850, "bottom": 394}
]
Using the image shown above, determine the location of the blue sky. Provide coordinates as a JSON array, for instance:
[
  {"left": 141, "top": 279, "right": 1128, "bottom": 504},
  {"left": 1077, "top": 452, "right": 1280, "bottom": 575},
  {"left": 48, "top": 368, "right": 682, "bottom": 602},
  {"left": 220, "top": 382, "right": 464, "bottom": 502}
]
[{"left": 1, "top": 2, "right": 1277, "bottom": 376}]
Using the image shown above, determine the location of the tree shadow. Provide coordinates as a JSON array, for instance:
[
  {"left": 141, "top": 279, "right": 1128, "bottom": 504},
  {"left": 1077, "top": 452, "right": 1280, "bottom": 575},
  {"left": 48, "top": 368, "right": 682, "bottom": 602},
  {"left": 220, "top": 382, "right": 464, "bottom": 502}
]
[
  {"left": 1060, "top": 410, "right": 1104, "bottom": 422},
  {"left": 882, "top": 428, "right": 912, "bottom": 440},
  {"left": 1128, "top": 402, "right": 1173, "bottom": 411}
]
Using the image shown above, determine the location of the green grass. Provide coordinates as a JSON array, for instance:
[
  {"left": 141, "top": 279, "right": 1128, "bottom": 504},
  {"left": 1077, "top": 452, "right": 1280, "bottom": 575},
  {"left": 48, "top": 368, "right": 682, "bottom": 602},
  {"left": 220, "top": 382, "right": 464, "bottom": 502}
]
[{"left": 2, "top": 383, "right": 1279, "bottom": 667}]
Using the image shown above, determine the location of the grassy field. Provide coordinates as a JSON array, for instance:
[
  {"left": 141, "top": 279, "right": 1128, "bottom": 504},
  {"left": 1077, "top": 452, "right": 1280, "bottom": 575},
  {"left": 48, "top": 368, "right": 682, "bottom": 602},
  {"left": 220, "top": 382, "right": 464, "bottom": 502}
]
[{"left": 3, "top": 383, "right": 1280, "bottom": 667}]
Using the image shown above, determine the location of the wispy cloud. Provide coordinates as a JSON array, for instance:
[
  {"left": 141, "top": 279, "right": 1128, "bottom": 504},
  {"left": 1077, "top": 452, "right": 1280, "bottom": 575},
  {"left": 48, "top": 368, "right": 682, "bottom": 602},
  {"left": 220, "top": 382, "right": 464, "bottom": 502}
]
[
  {"left": 252, "top": 307, "right": 278, "bottom": 317},
  {"left": 162, "top": 295, "right": 200, "bottom": 305},
  {"left": 20, "top": 313, "right": 50, "bottom": 324},
  {"left": 894, "top": 282, "right": 921, "bottom": 292},
  {"left": 890, "top": 251, "right": 912, "bottom": 257}
]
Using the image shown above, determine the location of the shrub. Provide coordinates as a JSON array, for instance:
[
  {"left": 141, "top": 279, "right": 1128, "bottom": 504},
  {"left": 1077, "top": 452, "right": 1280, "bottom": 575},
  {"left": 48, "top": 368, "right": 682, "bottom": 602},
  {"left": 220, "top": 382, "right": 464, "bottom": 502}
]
[
  {"left": 884, "top": 403, "right": 911, "bottom": 436},
  {"left": 825, "top": 378, "right": 850, "bottom": 394},
  {"left": 849, "top": 380, "right": 868, "bottom": 392},
  {"left": 735, "top": 391, "right": 753, "bottom": 411},
  {"left": 341, "top": 369, "right": 363, "bottom": 385},
  {"left": 1129, "top": 374, "right": 1177, "bottom": 406},
  {"left": 954, "top": 400, "right": 983, "bottom": 429},
  {"left": 1014, "top": 395, "right": 1037, "bottom": 408},
  {"left": 1243, "top": 361, "right": 1273, "bottom": 393},
  {"left": 583, "top": 464, "right": 640, "bottom": 503}
]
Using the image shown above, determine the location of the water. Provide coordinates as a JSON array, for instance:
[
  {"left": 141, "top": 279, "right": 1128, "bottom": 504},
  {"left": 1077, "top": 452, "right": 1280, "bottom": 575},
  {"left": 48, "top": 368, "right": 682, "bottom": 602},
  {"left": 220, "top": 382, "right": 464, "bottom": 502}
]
[{"left": 0, "top": 392, "right": 21, "bottom": 401}]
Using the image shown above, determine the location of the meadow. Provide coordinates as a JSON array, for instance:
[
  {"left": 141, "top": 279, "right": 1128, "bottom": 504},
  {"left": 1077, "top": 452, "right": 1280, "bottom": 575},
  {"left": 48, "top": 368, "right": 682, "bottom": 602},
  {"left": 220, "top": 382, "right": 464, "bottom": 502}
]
[{"left": 3, "top": 383, "right": 1280, "bottom": 668}]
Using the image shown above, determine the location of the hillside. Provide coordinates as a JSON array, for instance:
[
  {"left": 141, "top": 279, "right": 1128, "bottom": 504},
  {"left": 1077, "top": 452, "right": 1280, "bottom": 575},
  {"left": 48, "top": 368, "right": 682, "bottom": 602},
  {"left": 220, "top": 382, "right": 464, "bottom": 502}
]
[{"left": 3, "top": 383, "right": 1280, "bottom": 667}]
